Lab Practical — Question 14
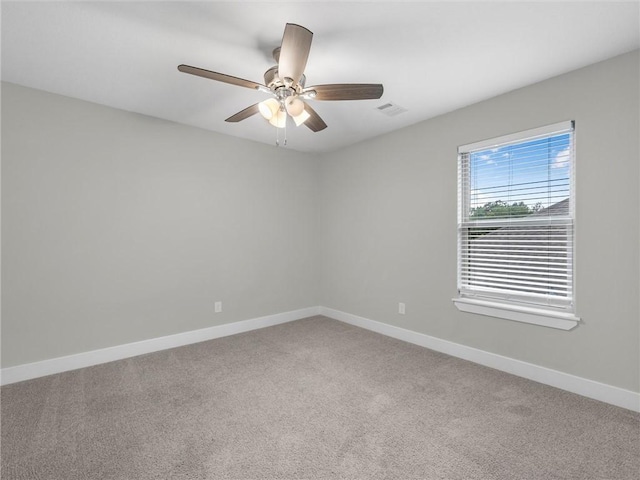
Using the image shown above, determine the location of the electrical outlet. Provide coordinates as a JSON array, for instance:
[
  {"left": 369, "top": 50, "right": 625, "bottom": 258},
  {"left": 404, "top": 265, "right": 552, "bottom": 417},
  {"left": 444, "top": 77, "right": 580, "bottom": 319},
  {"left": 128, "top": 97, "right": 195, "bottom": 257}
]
[
  {"left": 214, "top": 301, "right": 222, "bottom": 313},
  {"left": 399, "top": 302, "right": 406, "bottom": 315}
]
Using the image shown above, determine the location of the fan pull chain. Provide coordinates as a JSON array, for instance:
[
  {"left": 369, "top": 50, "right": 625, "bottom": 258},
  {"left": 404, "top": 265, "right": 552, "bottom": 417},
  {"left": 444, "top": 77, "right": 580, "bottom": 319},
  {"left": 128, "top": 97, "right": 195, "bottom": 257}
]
[
  {"left": 274, "top": 104, "right": 287, "bottom": 147},
  {"left": 283, "top": 116, "right": 288, "bottom": 146}
]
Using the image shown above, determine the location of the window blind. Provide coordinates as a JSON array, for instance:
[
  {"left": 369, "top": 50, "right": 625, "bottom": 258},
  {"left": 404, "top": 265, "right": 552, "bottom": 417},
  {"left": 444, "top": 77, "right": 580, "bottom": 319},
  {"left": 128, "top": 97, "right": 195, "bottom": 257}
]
[{"left": 457, "top": 121, "right": 575, "bottom": 311}]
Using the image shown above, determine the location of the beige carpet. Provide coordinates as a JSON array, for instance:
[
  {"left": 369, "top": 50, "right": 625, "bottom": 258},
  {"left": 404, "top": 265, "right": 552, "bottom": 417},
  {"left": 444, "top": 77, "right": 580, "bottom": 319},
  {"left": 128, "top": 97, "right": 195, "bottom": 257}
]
[{"left": 2, "top": 316, "right": 639, "bottom": 479}]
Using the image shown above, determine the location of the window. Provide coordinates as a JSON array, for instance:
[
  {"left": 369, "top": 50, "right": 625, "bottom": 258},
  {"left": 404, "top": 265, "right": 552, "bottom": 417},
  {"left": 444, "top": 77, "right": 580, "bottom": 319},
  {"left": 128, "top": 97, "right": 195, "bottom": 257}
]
[{"left": 453, "top": 121, "right": 580, "bottom": 330}]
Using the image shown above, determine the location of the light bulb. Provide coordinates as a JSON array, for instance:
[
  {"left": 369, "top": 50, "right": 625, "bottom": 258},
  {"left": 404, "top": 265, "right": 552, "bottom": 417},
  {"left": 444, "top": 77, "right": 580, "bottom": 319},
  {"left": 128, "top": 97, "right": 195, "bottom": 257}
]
[
  {"left": 285, "top": 97, "right": 305, "bottom": 117},
  {"left": 292, "top": 109, "right": 311, "bottom": 126},
  {"left": 259, "top": 98, "right": 280, "bottom": 120},
  {"left": 269, "top": 108, "right": 287, "bottom": 128}
]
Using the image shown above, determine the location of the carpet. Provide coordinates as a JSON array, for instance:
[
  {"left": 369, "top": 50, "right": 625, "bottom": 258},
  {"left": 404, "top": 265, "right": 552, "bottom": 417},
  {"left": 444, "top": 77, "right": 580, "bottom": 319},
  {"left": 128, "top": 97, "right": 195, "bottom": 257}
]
[{"left": 2, "top": 316, "right": 639, "bottom": 479}]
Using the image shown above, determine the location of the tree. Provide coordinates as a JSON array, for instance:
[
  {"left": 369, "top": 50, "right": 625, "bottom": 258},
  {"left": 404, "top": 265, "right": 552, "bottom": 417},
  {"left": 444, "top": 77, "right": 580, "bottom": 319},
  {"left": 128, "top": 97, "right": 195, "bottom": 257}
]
[{"left": 470, "top": 200, "right": 542, "bottom": 219}]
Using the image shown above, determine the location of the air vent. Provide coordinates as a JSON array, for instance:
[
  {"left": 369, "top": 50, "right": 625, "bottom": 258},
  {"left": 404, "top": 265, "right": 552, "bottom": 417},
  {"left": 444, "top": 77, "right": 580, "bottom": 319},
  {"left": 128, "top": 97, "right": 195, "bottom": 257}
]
[{"left": 376, "top": 102, "right": 407, "bottom": 117}]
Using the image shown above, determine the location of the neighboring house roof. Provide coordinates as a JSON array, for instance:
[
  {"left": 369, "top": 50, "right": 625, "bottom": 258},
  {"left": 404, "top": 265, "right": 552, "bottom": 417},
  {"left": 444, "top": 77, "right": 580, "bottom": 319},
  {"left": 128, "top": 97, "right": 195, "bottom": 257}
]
[
  {"left": 529, "top": 198, "right": 570, "bottom": 217},
  {"left": 464, "top": 198, "right": 570, "bottom": 296}
]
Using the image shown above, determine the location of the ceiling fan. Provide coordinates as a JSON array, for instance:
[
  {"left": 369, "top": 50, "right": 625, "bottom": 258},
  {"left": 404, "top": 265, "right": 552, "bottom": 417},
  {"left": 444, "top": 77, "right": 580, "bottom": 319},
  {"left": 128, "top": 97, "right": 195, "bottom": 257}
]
[{"left": 178, "top": 23, "right": 384, "bottom": 134}]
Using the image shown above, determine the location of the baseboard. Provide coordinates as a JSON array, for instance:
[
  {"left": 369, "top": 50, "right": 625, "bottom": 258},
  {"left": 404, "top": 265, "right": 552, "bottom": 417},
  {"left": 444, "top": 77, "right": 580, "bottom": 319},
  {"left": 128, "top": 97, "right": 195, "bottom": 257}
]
[
  {"left": 320, "top": 307, "right": 640, "bottom": 413},
  {"left": 4, "top": 305, "right": 638, "bottom": 413},
  {"left": 0, "top": 306, "right": 321, "bottom": 386}
]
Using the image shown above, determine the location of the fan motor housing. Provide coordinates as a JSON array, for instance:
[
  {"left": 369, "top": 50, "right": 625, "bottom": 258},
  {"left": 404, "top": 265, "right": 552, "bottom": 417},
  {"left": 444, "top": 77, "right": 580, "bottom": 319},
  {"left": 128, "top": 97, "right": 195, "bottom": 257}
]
[
  {"left": 264, "top": 65, "right": 306, "bottom": 90},
  {"left": 263, "top": 66, "right": 278, "bottom": 87}
]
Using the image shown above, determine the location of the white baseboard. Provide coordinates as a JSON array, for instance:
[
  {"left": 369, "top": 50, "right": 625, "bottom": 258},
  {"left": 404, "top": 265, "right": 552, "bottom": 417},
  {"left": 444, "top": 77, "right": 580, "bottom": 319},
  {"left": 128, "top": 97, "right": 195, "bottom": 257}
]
[
  {"left": 320, "top": 307, "right": 640, "bottom": 413},
  {"left": 3, "top": 305, "right": 638, "bottom": 413},
  {"left": 0, "top": 306, "right": 321, "bottom": 386}
]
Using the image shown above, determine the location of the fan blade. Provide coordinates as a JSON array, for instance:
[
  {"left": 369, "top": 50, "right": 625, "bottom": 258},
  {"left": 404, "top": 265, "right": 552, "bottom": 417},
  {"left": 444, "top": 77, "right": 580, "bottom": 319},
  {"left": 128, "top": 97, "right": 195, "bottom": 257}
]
[
  {"left": 278, "top": 24, "right": 313, "bottom": 87},
  {"left": 225, "top": 103, "right": 260, "bottom": 123},
  {"left": 303, "top": 103, "right": 327, "bottom": 132},
  {"left": 178, "top": 65, "right": 264, "bottom": 90},
  {"left": 305, "top": 84, "right": 384, "bottom": 101}
]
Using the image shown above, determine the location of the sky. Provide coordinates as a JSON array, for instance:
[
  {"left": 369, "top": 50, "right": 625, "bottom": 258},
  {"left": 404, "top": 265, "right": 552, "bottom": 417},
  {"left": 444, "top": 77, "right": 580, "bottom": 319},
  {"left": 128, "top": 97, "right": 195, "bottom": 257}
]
[{"left": 468, "top": 132, "right": 571, "bottom": 214}]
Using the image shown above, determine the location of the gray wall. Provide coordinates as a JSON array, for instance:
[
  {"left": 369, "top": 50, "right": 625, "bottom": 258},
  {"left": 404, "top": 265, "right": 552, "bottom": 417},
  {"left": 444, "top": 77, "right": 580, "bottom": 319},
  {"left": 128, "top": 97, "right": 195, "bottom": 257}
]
[
  {"left": 2, "top": 83, "right": 319, "bottom": 367},
  {"left": 319, "top": 51, "right": 640, "bottom": 392}
]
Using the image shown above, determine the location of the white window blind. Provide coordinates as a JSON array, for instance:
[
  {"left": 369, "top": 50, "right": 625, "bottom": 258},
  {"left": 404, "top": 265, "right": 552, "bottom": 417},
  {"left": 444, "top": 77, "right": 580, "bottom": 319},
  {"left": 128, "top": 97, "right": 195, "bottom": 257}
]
[{"left": 457, "top": 121, "right": 575, "bottom": 312}]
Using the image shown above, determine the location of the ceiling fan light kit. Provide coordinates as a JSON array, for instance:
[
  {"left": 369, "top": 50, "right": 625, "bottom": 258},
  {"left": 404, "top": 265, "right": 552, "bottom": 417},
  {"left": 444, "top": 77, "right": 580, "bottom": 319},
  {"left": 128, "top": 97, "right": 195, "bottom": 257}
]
[
  {"left": 258, "top": 98, "right": 280, "bottom": 120},
  {"left": 285, "top": 97, "right": 305, "bottom": 117},
  {"left": 292, "top": 109, "right": 311, "bottom": 127},
  {"left": 178, "top": 23, "right": 384, "bottom": 145},
  {"left": 269, "top": 109, "right": 287, "bottom": 129}
]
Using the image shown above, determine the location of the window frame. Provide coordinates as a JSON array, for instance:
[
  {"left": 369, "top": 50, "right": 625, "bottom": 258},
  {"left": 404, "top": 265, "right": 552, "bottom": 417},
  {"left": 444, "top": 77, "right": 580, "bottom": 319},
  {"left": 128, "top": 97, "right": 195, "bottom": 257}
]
[{"left": 452, "top": 121, "right": 580, "bottom": 330}]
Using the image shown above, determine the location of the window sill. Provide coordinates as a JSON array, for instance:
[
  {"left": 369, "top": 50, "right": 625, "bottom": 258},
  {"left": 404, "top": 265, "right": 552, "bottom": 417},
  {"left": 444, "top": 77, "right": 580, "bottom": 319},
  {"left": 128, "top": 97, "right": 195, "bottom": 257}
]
[{"left": 452, "top": 297, "right": 580, "bottom": 330}]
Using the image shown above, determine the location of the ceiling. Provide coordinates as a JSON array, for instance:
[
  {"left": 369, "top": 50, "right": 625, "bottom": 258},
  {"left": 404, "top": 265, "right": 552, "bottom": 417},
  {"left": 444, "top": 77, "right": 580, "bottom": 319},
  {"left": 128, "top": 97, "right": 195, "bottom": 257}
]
[{"left": 2, "top": 1, "right": 639, "bottom": 153}]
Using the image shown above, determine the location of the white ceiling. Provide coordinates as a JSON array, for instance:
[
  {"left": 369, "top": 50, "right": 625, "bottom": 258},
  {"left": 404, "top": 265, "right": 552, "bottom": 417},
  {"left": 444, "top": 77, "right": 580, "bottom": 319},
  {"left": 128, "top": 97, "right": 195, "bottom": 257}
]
[{"left": 2, "top": 1, "right": 639, "bottom": 153}]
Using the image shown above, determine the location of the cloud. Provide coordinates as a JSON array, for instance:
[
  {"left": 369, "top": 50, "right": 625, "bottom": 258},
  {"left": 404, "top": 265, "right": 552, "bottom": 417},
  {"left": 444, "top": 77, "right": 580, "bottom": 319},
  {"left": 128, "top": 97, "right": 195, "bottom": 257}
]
[
  {"left": 552, "top": 147, "right": 570, "bottom": 169},
  {"left": 478, "top": 153, "right": 496, "bottom": 164}
]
